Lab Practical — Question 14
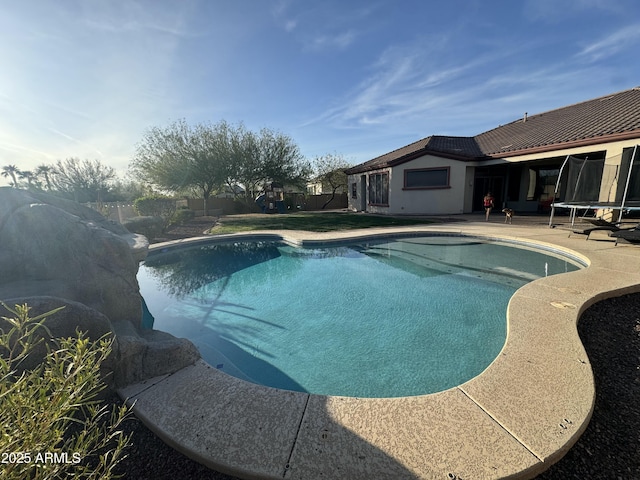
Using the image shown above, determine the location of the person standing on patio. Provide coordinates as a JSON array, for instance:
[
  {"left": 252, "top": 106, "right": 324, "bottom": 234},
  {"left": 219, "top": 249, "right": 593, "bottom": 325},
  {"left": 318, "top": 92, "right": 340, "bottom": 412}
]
[{"left": 483, "top": 192, "right": 494, "bottom": 221}]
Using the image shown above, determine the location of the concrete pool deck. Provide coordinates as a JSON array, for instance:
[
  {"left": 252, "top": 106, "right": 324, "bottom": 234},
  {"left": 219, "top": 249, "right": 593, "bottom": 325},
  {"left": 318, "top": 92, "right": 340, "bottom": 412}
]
[{"left": 118, "top": 218, "right": 640, "bottom": 479}]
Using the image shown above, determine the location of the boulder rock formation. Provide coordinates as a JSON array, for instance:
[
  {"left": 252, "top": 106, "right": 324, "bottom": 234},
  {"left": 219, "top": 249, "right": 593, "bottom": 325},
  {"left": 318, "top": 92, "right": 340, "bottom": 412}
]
[
  {"left": 0, "top": 188, "right": 200, "bottom": 386},
  {"left": 0, "top": 187, "right": 145, "bottom": 326}
]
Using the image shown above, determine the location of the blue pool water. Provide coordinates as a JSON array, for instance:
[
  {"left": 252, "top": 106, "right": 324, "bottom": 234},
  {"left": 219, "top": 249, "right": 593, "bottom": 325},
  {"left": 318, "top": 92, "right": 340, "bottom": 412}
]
[{"left": 138, "top": 236, "right": 582, "bottom": 398}]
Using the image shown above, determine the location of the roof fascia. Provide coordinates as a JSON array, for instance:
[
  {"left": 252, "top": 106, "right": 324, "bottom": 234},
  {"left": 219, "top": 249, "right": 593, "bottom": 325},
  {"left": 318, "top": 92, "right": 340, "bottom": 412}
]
[
  {"left": 389, "top": 149, "right": 480, "bottom": 166},
  {"left": 485, "top": 129, "right": 640, "bottom": 159},
  {"left": 346, "top": 149, "right": 482, "bottom": 175}
]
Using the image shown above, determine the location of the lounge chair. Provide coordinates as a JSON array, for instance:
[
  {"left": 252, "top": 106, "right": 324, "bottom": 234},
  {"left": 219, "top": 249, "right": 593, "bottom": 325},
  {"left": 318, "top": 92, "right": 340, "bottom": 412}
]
[
  {"left": 610, "top": 225, "right": 640, "bottom": 245},
  {"left": 570, "top": 218, "right": 624, "bottom": 240}
]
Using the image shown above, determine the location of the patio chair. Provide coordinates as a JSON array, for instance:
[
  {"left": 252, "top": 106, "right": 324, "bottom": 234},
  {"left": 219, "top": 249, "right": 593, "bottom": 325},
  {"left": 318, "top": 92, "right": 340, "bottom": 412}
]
[
  {"left": 570, "top": 218, "right": 625, "bottom": 240},
  {"left": 609, "top": 225, "right": 640, "bottom": 245}
]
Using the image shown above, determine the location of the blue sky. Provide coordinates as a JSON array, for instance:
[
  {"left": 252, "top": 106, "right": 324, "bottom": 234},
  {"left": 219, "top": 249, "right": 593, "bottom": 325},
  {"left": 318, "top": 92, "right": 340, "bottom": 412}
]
[{"left": 2, "top": 0, "right": 640, "bottom": 186}]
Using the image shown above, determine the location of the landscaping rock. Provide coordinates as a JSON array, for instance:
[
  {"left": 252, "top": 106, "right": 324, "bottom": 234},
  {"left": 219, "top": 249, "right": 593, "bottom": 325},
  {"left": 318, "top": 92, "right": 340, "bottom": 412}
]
[
  {"left": 0, "top": 187, "right": 201, "bottom": 388},
  {"left": 111, "top": 320, "right": 201, "bottom": 386},
  {"left": 0, "top": 187, "right": 145, "bottom": 328}
]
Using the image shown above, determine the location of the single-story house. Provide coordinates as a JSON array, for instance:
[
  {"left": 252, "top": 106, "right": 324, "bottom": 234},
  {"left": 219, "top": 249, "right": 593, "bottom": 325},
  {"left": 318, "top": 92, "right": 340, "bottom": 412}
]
[{"left": 345, "top": 87, "right": 640, "bottom": 216}]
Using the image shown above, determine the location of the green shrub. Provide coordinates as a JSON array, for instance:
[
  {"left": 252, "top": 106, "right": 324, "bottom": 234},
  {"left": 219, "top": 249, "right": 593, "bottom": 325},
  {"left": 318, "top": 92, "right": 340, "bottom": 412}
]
[
  {"left": 170, "top": 207, "right": 195, "bottom": 225},
  {"left": 122, "top": 215, "right": 164, "bottom": 241},
  {"left": 133, "top": 195, "right": 176, "bottom": 225},
  {"left": 0, "top": 303, "right": 132, "bottom": 480},
  {"left": 228, "top": 199, "right": 257, "bottom": 214}
]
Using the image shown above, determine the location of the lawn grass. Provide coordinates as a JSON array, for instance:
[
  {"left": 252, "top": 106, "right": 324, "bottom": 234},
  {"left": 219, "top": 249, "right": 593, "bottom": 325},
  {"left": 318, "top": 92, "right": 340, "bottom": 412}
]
[{"left": 209, "top": 212, "right": 435, "bottom": 234}]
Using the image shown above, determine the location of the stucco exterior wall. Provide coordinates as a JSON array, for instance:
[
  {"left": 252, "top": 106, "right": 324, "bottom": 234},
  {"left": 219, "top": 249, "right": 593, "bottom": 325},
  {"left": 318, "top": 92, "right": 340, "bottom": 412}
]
[
  {"left": 347, "top": 154, "right": 474, "bottom": 215},
  {"left": 388, "top": 155, "right": 470, "bottom": 215}
]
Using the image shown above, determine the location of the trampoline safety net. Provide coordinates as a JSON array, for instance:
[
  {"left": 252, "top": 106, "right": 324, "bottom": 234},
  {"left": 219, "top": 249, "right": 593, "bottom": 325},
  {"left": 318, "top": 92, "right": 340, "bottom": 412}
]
[{"left": 563, "top": 155, "right": 605, "bottom": 203}]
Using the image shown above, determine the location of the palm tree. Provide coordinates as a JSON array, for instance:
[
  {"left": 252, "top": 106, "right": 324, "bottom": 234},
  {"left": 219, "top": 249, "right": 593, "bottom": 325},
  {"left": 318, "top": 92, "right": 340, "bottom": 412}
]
[
  {"left": 18, "top": 170, "right": 37, "bottom": 189},
  {"left": 1, "top": 164, "right": 20, "bottom": 187},
  {"left": 35, "top": 164, "right": 53, "bottom": 190}
]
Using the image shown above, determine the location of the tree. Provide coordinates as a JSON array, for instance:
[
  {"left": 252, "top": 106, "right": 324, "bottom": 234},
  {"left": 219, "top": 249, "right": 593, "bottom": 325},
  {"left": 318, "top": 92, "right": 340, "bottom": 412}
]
[
  {"left": 258, "top": 128, "right": 311, "bottom": 193},
  {"left": 18, "top": 169, "right": 37, "bottom": 189},
  {"left": 109, "top": 178, "right": 152, "bottom": 202},
  {"left": 312, "top": 153, "right": 351, "bottom": 209},
  {"left": 130, "top": 119, "right": 311, "bottom": 213},
  {"left": 35, "top": 164, "right": 54, "bottom": 191},
  {"left": 222, "top": 124, "right": 311, "bottom": 202},
  {"left": 51, "top": 158, "right": 116, "bottom": 203},
  {"left": 1, "top": 164, "right": 20, "bottom": 187},
  {"left": 130, "top": 119, "right": 225, "bottom": 215}
]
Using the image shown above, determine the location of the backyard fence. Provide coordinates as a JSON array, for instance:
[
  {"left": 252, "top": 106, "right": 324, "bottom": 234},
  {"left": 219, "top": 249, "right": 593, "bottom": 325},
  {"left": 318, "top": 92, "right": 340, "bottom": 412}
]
[
  {"left": 84, "top": 202, "right": 138, "bottom": 223},
  {"left": 187, "top": 194, "right": 347, "bottom": 215},
  {"left": 296, "top": 193, "right": 348, "bottom": 210},
  {"left": 85, "top": 193, "right": 349, "bottom": 223}
]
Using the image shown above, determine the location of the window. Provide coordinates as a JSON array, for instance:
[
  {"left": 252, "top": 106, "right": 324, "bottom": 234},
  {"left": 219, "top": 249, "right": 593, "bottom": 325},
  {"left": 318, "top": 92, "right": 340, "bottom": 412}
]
[
  {"left": 507, "top": 165, "right": 521, "bottom": 202},
  {"left": 351, "top": 182, "right": 357, "bottom": 199},
  {"left": 404, "top": 167, "right": 450, "bottom": 189},
  {"left": 368, "top": 172, "right": 388, "bottom": 205},
  {"left": 527, "top": 167, "right": 559, "bottom": 201}
]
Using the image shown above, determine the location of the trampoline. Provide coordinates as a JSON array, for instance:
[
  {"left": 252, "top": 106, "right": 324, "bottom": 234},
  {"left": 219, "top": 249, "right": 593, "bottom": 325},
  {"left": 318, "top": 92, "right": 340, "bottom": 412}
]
[{"left": 549, "top": 145, "right": 640, "bottom": 227}]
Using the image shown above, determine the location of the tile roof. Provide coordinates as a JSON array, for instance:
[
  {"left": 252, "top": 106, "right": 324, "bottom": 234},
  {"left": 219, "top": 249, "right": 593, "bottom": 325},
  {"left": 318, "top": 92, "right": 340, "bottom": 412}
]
[
  {"left": 345, "top": 136, "right": 483, "bottom": 174},
  {"left": 346, "top": 87, "right": 640, "bottom": 174},
  {"left": 475, "top": 87, "right": 640, "bottom": 156},
  {"left": 346, "top": 137, "right": 431, "bottom": 174}
]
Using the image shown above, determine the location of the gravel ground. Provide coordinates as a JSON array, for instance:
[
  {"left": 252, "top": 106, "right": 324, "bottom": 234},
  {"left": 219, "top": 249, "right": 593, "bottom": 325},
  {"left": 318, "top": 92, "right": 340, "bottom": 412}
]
[
  {"left": 535, "top": 292, "right": 640, "bottom": 479},
  {"left": 112, "top": 219, "right": 639, "bottom": 479}
]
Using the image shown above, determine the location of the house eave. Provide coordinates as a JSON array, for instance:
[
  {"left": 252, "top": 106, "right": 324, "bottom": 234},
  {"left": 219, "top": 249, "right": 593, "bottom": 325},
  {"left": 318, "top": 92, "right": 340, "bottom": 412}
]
[
  {"left": 389, "top": 149, "right": 482, "bottom": 165},
  {"left": 345, "top": 149, "right": 482, "bottom": 175},
  {"left": 485, "top": 129, "right": 640, "bottom": 159}
]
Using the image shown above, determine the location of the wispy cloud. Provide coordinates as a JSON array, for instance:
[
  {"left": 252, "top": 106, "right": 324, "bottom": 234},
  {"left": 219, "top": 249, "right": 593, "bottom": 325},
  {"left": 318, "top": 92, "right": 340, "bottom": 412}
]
[
  {"left": 0, "top": 1, "right": 197, "bottom": 178},
  {"left": 1, "top": 1, "right": 638, "bottom": 184},
  {"left": 47, "top": 128, "right": 104, "bottom": 157},
  {"left": 284, "top": 19, "right": 297, "bottom": 32},
  {"left": 271, "top": 0, "right": 298, "bottom": 32},
  {"left": 577, "top": 24, "right": 640, "bottom": 61},
  {"left": 308, "top": 37, "right": 496, "bottom": 129},
  {"left": 0, "top": 139, "right": 54, "bottom": 160},
  {"left": 305, "top": 31, "right": 613, "bottom": 141},
  {"left": 524, "top": 0, "right": 625, "bottom": 22},
  {"left": 273, "top": 3, "right": 370, "bottom": 51},
  {"left": 78, "top": 0, "right": 201, "bottom": 37},
  {"left": 309, "top": 30, "right": 357, "bottom": 51}
]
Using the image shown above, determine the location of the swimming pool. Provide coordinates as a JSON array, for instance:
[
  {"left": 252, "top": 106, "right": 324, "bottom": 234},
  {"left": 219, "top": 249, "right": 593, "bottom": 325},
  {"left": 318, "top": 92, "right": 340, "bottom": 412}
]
[{"left": 138, "top": 235, "right": 582, "bottom": 398}]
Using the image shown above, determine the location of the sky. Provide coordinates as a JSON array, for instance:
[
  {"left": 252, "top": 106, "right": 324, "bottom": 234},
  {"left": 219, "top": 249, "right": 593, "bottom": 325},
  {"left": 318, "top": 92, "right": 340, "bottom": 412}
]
[{"left": 1, "top": 0, "right": 640, "bottom": 186}]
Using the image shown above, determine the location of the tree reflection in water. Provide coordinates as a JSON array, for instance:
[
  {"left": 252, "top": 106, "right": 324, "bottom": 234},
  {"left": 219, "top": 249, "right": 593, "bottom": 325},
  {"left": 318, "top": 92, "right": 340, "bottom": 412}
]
[{"left": 142, "top": 242, "right": 284, "bottom": 298}]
